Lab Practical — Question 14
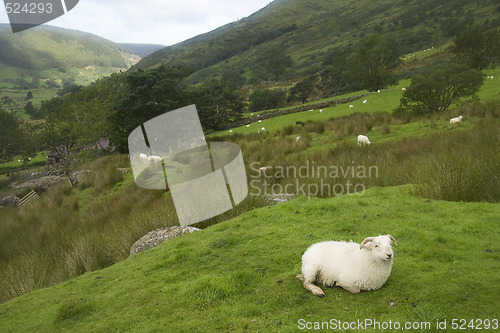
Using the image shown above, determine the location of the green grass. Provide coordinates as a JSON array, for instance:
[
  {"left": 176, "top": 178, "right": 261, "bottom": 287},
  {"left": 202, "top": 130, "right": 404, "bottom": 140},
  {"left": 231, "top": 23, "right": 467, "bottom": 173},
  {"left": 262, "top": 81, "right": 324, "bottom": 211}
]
[
  {"left": 0, "top": 185, "right": 498, "bottom": 332},
  {"left": 221, "top": 66, "right": 499, "bottom": 137},
  {"left": 0, "top": 65, "right": 128, "bottom": 109}
]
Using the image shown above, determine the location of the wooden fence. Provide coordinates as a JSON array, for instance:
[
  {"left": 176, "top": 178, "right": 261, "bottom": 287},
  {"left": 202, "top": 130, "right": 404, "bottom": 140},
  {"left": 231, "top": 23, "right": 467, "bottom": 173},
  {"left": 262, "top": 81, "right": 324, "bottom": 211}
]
[{"left": 19, "top": 190, "right": 38, "bottom": 207}]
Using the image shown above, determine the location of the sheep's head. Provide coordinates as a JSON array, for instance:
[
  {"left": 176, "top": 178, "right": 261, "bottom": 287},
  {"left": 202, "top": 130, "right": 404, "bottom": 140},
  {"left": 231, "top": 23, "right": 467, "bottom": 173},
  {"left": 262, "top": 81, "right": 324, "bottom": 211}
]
[{"left": 360, "top": 235, "right": 397, "bottom": 261}]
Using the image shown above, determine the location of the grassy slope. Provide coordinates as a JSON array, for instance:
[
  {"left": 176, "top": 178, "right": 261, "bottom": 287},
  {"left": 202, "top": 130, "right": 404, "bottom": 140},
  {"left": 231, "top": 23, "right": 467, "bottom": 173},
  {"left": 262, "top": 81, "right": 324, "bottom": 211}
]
[
  {"left": 220, "top": 66, "right": 500, "bottom": 136},
  {"left": 136, "top": 0, "right": 498, "bottom": 86},
  {"left": 0, "top": 186, "right": 498, "bottom": 332},
  {"left": 0, "top": 25, "right": 139, "bottom": 108}
]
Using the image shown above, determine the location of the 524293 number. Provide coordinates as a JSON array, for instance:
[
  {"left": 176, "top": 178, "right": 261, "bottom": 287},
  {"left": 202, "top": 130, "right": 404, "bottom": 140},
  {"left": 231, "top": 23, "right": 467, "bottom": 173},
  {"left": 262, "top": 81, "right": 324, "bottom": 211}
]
[
  {"left": 451, "top": 319, "right": 498, "bottom": 330},
  {"left": 5, "top": 2, "right": 53, "bottom": 14}
]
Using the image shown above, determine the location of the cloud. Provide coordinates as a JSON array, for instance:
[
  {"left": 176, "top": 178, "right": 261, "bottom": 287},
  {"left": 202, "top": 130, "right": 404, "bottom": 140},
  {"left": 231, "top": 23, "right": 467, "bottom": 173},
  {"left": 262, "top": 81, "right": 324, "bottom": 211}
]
[{"left": 0, "top": 0, "right": 271, "bottom": 45}]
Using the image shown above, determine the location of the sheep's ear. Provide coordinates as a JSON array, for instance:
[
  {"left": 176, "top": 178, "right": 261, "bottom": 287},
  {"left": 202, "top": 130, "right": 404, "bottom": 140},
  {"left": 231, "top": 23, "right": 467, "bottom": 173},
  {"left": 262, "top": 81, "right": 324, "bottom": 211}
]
[{"left": 387, "top": 234, "right": 398, "bottom": 245}]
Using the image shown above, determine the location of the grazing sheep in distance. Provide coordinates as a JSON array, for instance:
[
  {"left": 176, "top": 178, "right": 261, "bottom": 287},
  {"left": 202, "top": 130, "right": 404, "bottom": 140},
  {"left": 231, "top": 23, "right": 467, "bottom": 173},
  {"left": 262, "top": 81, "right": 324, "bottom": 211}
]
[
  {"left": 363, "top": 100, "right": 367, "bottom": 104},
  {"left": 296, "top": 136, "right": 302, "bottom": 142},
  {"left": 297, "top": 235, "right": 398, "bottom": 296},
  {"left": 357, "top": 134, "right": 371, "bottom": 146},
  {"left": 402, "top": 87, "right": 406, "bottom": 91},
  {"left": 148, "top": 155, "right": 162, "bottom": 164},
  {"left": 349, "top": 105, "right": 354, "bottom": 109},
  {"left": 450, "top": 115, "right": 463, "bottom": 124},
  {"left": 319, "top": 109, "right": 323, "bottom": 113}
]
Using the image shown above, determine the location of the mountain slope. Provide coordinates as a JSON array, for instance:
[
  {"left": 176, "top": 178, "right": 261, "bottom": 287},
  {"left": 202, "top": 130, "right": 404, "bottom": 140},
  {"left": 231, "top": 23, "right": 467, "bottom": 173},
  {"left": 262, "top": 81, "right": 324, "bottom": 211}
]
[
  {"left": 134, "top": 0, "right": 500, "bottom": 84},
  {"left": 0, "top": 24, "right": 138, "bottom": 70},
  {"left": 0, "top": 25, "right": 139, "bottom": 108}
]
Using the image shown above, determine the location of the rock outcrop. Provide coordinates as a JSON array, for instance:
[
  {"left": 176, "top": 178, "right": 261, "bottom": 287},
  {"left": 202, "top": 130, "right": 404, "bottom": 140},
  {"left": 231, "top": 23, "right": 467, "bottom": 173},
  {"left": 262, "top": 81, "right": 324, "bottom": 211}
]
[
  {"left": 0, "top": 194, "right": 20, "bottom": 207},
  {"left": 34, "top": 176, "right": 71, "bottom": 194},
  {"left": 130, "top": 226, "right": 201, "bottom": 256}
]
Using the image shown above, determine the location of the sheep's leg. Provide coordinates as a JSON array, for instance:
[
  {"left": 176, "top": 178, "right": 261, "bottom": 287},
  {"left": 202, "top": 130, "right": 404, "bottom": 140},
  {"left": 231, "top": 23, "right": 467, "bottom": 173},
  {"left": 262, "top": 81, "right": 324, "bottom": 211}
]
[
  {"left": 296, "top": 274, "right": 325, "bottom": 298},
  {"left": 338, "top": 283, "right": 361, "bottom": 294}
]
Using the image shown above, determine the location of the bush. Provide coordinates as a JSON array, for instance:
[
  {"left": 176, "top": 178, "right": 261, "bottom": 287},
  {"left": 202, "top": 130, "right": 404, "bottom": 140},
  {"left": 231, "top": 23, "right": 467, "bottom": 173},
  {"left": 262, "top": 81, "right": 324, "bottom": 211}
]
[{"left": 395, "top": 63, "right": 484, "bottom": 115}]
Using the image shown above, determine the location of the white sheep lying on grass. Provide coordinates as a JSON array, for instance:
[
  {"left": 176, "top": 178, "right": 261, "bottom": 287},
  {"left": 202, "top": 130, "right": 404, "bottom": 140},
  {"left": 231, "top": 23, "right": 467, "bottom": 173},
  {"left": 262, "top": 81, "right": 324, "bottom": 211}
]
[
  {"left": 450, "top": 115, "right": 463, "bottom": 124},
  {"left": 357, "top": 134, "right": 371, "bottom": 146},
  {"left": 297, "top": 235, "right": 397, "bottom": 297}
]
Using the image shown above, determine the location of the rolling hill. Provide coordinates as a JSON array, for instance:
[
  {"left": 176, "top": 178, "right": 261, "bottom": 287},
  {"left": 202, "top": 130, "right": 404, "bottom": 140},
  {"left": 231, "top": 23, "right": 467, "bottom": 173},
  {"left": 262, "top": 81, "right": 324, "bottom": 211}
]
[
  {"left": 0, "top": 24, "right": 137, "bottom": 70},
  {"left": 134, "top": 0, "right": 500, "bottom": 85},
  {"left": 0, "top": 24, "right": 139, "bottom": 108}
]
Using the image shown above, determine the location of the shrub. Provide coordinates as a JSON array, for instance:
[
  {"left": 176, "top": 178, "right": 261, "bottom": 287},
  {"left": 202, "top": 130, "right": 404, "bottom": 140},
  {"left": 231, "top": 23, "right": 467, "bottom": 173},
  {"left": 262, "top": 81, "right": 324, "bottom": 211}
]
[{"left": 395, "top": 63, "right": 484, "bottom": 115}]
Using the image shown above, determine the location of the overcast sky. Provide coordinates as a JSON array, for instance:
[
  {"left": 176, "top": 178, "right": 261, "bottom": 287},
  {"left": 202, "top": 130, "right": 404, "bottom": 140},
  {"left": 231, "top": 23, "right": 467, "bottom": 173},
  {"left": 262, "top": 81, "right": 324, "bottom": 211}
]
[{"left": 0, "top": 0, "right": 272, "bottom": 46}]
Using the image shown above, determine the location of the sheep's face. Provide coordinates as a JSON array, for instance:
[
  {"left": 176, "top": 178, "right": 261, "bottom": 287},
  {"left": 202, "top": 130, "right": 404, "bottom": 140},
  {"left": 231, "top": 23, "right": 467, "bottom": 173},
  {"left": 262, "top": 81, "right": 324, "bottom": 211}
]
[{"left": 360, "top": 235, "right": 396, "bottom": 261}]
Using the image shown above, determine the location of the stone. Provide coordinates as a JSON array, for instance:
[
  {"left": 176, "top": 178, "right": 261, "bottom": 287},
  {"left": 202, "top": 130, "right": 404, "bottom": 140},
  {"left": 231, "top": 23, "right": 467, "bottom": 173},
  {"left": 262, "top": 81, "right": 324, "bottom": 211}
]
[
  {"left": 69, "top": 170, "right": 95, "bottom": 186},
  {"left": 0, "top": 194, "right": 20, "bottom": 207},
  {"left": 130, "top": 226, "right": 201, "bottom": 256},
  {"left": 34, "top": 176, "right": 71, "bottom": 194}
]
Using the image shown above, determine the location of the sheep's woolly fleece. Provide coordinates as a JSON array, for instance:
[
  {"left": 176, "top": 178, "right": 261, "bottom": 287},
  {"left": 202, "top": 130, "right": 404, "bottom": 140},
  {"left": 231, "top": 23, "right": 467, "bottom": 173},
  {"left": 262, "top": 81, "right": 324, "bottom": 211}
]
[{"left": 298, "top": 235, "right": 396, "bottom": 296}]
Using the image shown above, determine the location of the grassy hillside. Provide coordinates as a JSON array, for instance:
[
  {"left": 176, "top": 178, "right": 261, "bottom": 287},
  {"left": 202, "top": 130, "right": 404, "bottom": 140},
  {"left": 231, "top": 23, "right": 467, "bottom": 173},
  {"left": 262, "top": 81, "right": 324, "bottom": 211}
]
[
  {"left": 0, "top": 186, "right": 498, "bottom": 332},
  {"left": 135, "top": 0, "right": 500, "bottom": 85},
  {"left": 0, "top": 25, "right": 136, "bottom": 70},
  {"left": 0, "top": 24, "right": 139, "bottom": 108},
  {"left": 216, "top": 66, "right": 500, "bottom": 136}
]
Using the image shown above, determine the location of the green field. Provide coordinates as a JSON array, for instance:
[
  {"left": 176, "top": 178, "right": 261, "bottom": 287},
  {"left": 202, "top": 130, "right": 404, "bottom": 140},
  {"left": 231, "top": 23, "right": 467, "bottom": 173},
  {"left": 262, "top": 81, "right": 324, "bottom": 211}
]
[
  {"left": 223, "top": 67, "right": 499, "bottom": 136},
  {"left": 0, "top": 186, "right": 498, "bottom": 332},
  {"left": 0, "top": 65, "right": 127, "bottom": 110}
]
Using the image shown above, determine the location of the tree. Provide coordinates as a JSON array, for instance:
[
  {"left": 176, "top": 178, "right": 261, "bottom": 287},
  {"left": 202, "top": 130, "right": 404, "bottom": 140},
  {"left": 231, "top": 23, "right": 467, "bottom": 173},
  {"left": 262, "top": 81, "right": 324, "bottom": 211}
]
[
  {"left": 249, "top": 89, "right": 287, "bottom": 112},
  {"left": 288, "top": 77, "right": 316, "bottom": 104},
  {"left": 109, "top": 66, "right": 190, "bottom": 152},
  {"left": 24, "top": 101, "right": 43, "bottom": 120},
  {"left": 0, "top": 95, "right": 24, "bottom": 161},
  {"left": 265, "top": 48, "right": 293, "bottom": 81},
  {"left": 451, "top": 26, "right": 500, "bottom": 70},
  {"left": 41, "top": 73, "right": 126, "bottom": 160},
  {"left": 394, "top": 63, "right": 484, "bottom": 115},
  {"left": 346, "top": 34, "right": 399, "bottom": 92},
  {"left": 193, "top": 80, "right": 244, "bottom": 132}
]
